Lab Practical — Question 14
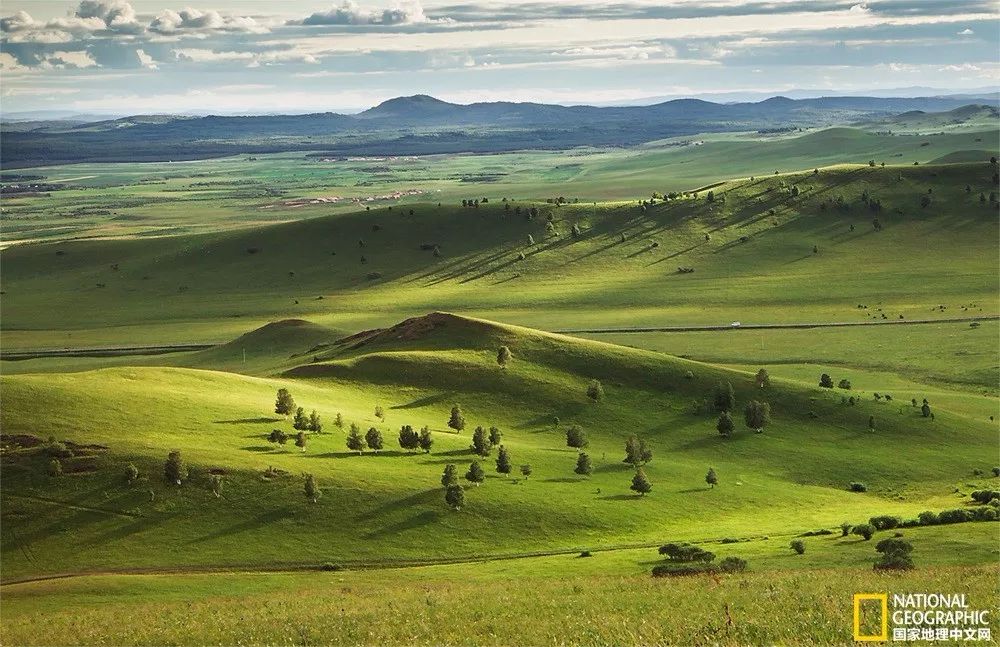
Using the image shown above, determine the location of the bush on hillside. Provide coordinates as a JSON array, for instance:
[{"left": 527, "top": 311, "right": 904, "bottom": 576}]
[
  {"left": 869, "top": 515, "right": 902, "bottom": 531},
  {"left": 790, "top": 539, "right": 805, "bottom": 554},
  {"left": 852, "top": 524, "right": 875, "bottom": 540},
  {"left": 849, "top": 482, "right": 868, "bottom": 493}
]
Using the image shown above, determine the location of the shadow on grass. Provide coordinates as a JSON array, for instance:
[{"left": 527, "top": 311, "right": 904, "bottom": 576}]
[
  {"left": 363, "top": 510, "right": 441, "bottom": 540},
  {"left": 242, "top": 445, "right": 278, "bottom": 453},
  {"left": 355, "top": 488, "right": 440, "bottom": 522},
  {"left": 188, "top": 508, "right": 295, "bottom": 544},
  {"left": 542, "top": 477, "right": 585, "bottom": 484},
  {"left": 390, "top": 392, "right": 454, "bottom": 410},
  {"left": 598, "top": 494, "right": 641, "bottom": 501}
]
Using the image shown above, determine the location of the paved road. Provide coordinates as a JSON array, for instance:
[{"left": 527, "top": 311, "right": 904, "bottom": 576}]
[
  {"left": 555, "top": 315, "right": 998, "bottom": 335},
  {"left": 1, "top": 316, "right": 995, "bottom": 360}
]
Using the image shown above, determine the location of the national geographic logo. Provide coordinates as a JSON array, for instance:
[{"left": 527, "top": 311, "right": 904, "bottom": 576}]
[
  {"left": 853, "top": 593, "right": 992, "bottom": 643},
  {"left": 853, "top": 593, "right": 889, "bottom": 642}
]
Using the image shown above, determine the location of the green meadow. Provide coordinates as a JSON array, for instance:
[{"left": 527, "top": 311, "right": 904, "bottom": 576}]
[{"left": 1, "top": 121, "right": 998, "bottom": 644}]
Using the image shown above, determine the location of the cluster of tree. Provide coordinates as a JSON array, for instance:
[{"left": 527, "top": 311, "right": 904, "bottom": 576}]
[
  {"left": 345, "top": 423, "right": 385, "bottom": 454},
  {"left": 398, "top": 425, "right": 434, "bottom": 453},
  {"left": 276, "top": 389, "right": 322, "bottom": 433},
  {"left": 652, "top": 543, "right": 747, "bottom": 576},
  {"left": 623, "top": 435, "right": 653, "bottom": 466},
  {"left": 470, "top": 425, "right": 503, "bottom": 457}
]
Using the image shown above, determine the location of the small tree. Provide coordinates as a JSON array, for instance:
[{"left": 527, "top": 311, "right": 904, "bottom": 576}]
[
  {"left": 496, "top": 445, "right": 513, "bottom": 476},
  {"left": 308, "top": 410, "right": 322, "bottom": 433},
  {"left": 466, "top": 461, "right": 485, "bottom": 486},
  {"left": 716, "top": 412, "right": 735, "bottom": 438},
  {"left": 713, "top": 381, "right": 736, "bottom": 412},
  {"left": 921, "top": 402, "right": 931, "bottom": 418},
  {"left": 295, "top": 431, "right": 307, "bottom": 453},
  {"left": 448, "top": 405, "right": 466, "bottom": 432},
  {"left": 488, "top": 426, "right": 502, "bottom": 447},
  {"left": 497, "top": 346, "right": 512, "bottom": 369},
  {"left": 334, "top": 412, "right": 344, "bottom": 428},
  {"left": 819, "top": 373, "right": 834, "bottom": 388},
  {"left": 304, "top": 473, "right": 321, "bottom": 503},
  {"left": 852, "top": 523, "right": 875, "bottom": 541},
  {"left": 48, "top": 458, "right": 62, "bottom": 477},
  {"left": 743, "top": 400, "right": 771, "bottom": 433},
  {"left": 471, "top": 426, "right": 491, "bottom": 457},
  {"left": 164, "top": 450, "right": 185, "bottom": 485},
  {"left": 586, "top": 380, "right": 604, "bottom": 402},
  {"left": 755, "top": 368, "right": 770, "bottom": 388},
  {"left": 293, "top": 407, "right": 308, "bottom": 431},
  {"left": 275, "top": 388, "right": 295, "bottom": 416},
  {"left": 623, "top": 435, "right": 651, "bottom": 466},
  {"left": 398, "top": 424, "right": 420, "bottom": 451},
  {"left": 841, "top": 522, "right": 852, "bottom": 537},
  {"left": 445, "top": 484, "right": 465, "bottom": 510},
  {"left": 347, "top": 423, "right": 365, "bottom": 454},
  {"left": 868, "top": 415, "right": 875, "bottom": 433},
  {"left": 374, "top": 405, "right": 385, "bottom": 421},
  {"left": 575, "top": 452, "right": 593, "bottom": 476},
  {"left": 705, "top": 467, "right": 718, "bottom": 488},
  {"left": 566, "top": 426, "right": 589, "bottom": 449},
  {"left": 441, "top": 464, "right": 458, "bottom": 488},
  {"left": 630, "top": 468, "right": 652, "bottom": 496},
  {"left": 874, "top": 538, "right": 914, "bottom": 571},
  {"left": 520, "top": 464, "right": 532, "bottom": 479},
  {"left": 418, "top": 426, "right": 433, "bottom": 453},
  {"left": 790, "top": 539, "right": 805, "bottom": 555},
  {"left": 365, "top": 427, "right": 384, "bottom": 453}
]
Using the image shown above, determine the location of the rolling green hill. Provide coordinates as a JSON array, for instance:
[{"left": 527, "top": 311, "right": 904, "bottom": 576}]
[
  {"left": 2, "top": 313, "right": 996, "bottom": 584},
  {"left": 3, "top": 161, "right": 997, "bottom": 351}
]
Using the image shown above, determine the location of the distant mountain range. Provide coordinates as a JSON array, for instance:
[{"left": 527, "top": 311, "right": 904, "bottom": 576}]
[{"left": 2, "top": 93, "right": 998, "bottom": 168}]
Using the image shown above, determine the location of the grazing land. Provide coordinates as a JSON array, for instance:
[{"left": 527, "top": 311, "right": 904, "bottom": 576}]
[{"left": 1, "top": 102, "right": 998, "bottom": 645}]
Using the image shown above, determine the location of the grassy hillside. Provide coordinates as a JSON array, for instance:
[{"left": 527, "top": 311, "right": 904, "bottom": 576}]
[
  {"left": 2, "top": 313, "right": 996, "bottom": 583},
  {"left": 3, "top": 161, "right": 998, "bottom": 351},
  {"left": 2, "top": 125, "right": 995, "bottom": 246}
]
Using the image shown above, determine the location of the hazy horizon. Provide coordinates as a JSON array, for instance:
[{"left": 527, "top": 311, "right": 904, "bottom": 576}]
[{"left": 1, "top": 0, "right": 998, "bottom": 115}]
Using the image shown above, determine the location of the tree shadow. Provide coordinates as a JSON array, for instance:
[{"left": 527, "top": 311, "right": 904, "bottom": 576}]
[
  {"left": 598, "top": 494, "right": 639, "bottom": 501},
  {"left": 188, "top": 508, "right": 296, "bottom": 544},
  {"left": 390, "top": 392, "right": 454, "bottom": 409},
  {"left": 215, "top": 418, "right": 283, "bottom": 424},
  {"left": 542, "top": 477, "right": 584, "bottom": 484},
  {"left": 242, "top": 445, "right": 278, "bottom": 453},
  {"left": 363, "top": 510, "right": 441, "bottom": 540},
  {"left": 355, "top": 488, "right": 440, "bottom": 521}
]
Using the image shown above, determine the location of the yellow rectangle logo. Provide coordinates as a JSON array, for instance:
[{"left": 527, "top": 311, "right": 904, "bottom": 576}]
[{"left": 853, "top": 593, "right": 888, "bottom": 642}]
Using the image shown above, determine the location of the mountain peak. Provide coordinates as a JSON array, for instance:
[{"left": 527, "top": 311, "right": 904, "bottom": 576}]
[{"left": 361, "top": 95, "right": 457, "bottom": 118}]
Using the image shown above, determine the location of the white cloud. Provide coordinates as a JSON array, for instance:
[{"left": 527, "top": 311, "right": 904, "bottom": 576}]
[
  {"left": 149, "top": 8, "right": 265, "bottom": 34},
  {"left": 171, "top": 48, "right": 317, "bottom": 67},
  {"left": 299, "top": 0, "right": 441, "bottom": 26},
  {"left": 136, "top": 48, "right": 157, "bottom": 69},
  {"left": 957, "top": 28, "right": 974, "bottom": 35}
]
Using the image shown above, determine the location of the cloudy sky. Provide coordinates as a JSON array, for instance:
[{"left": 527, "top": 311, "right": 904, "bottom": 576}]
[{"left": 1, "top": 0, "right": 997, "bottom": 114}]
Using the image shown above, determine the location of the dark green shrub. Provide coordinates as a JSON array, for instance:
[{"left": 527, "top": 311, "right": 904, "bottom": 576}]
[
  {"left": 917, "top": 511, "right": 939, "bottom": 525},
  {"left": 849, "top": 482, "right": 868, "bottom": 493},
  {"left": 938, "top": 509, "right": 973, "bottom": 524},
  {"left": 970, "top": 490, "right": 999, "bottom": 504},
  {"left": 718, "top": 556, "right": 748, "bottom": 573},
  {"left": 578, "top": 551, "right": 593, "bottom": 558},
  {"left": 840, "top": 522, "right": 852, "bottom": 537},
  {"left": 852, "top": 523, "right": 875, "bottom": 540},
  {"left": 869, "top": 515, "right": 901, "bottom": 530},
  {"left": 874, "top": 538, "right": 914, "bottom": 571},
  {"left": 790, "top": 539, "right": 805, "bottom": 554},
  {"left": 658, "top": 543, "right": 715, "bottom": 563}
]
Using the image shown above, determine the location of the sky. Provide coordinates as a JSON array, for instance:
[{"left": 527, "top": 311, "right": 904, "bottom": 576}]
[{"left": 0, "top": 0, "right": 997, "bottom": 115}]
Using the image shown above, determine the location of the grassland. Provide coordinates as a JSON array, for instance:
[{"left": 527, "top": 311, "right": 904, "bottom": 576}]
[
  {"left": 3, "top": 160, "right": 998, "bottom": 351},
  {"left": 2, "top": 125, "right": 995, "bottom": 245},
  {"left": 1, "top": 127, "right": 998, "bottom": 645}
]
